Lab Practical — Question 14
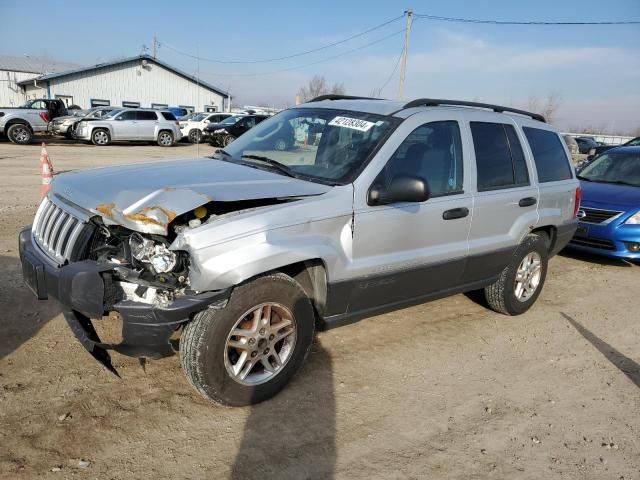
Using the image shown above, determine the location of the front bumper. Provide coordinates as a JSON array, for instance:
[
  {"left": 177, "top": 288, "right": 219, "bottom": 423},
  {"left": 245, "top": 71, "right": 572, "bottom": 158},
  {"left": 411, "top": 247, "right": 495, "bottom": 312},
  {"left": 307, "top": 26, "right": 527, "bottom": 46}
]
[
  {"left": 51, "top": 123, "right": 70, "bottom": 134},
  {"left": 566, "top": 216, "right": 640, "bottom": 260},
  {"left": 19, "top": 227, "right": 230, "bottom": 373}
]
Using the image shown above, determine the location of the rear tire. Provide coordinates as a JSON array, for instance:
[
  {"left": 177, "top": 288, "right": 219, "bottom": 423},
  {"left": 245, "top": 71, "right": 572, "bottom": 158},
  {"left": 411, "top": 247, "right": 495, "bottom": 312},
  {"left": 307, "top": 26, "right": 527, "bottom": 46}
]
[
  {"left": 484, "top": 233, "right": 549, "bottom": 315},
  {"left": 188, "top": 129, "right": 202, "bottom": 143},
  {"left": 180, "top": 273, "right": 315, "bottom": 406},
  {"left": 7, "top": 123, "right": 32, "bottom": 145},
  {"left": 157, "top": 130, "right": 174, "bottom": 147},
  {"left": 91, "top": 129, "right": 110, "bottom": 146}
]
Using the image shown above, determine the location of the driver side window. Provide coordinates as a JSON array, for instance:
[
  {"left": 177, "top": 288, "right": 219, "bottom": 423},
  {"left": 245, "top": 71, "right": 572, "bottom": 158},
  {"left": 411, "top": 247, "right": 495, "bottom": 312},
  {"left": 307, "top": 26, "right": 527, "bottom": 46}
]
[
  {"left": 375, "top": 121, "right": 464, "bottom": 197},
  {"left": 116, "top": 111, "right": 137, "bottom": 121}
]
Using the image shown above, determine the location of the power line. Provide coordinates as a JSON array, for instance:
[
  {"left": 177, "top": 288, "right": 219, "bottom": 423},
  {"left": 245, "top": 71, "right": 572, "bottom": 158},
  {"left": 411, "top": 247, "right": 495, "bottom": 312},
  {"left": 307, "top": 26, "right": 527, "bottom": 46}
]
[
  {"left": 374, "top": 44, "right": 405, "bottom": 97},
  {"left": 158, "top": 14, "right": 404, "bottom": 64},
  {"left": 414, "top": 13, "right": 640, "bottom": 25},
  {"left": 163, "top": 29, "right": 405, "bottom": 77}
]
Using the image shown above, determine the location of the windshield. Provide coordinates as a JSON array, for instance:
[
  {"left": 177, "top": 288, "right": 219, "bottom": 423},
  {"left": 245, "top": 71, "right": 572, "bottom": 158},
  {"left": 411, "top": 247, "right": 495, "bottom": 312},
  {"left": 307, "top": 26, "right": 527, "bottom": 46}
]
[
  {"left": 103, "top": 109, "right": 124, "bottom": 119},
  {"left": 190, "top": 113, "right": 208, "bottom": 122},
  {"left": 579, "top": 152, "right": 640, "bottom": 187},
  {"left": 218, "top": 108, "right": 397, "bottom": 184},
  {"left": 221, "top": 116, "right": 241, "bottom": 125}
]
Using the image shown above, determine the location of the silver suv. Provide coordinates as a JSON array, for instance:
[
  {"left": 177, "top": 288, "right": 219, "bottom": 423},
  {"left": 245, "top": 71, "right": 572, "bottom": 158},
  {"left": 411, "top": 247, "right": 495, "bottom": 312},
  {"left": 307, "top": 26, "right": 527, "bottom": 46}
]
[
  {"left": 19, "top": 96, "right": 579, "bottom": 406},
  {"left": 74, "top": 108, "right": 181, "bottom": 146}
]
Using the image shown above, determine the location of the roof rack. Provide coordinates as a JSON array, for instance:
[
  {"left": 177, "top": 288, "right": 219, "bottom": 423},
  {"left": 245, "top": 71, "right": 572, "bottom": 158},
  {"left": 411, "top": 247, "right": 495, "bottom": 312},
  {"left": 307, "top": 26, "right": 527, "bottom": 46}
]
[
  {"left": 307, "top": 94, "right": 382, "bottom": 103},
  {"left": 401, "top": 98, "right": 546, "bottom": 123}
]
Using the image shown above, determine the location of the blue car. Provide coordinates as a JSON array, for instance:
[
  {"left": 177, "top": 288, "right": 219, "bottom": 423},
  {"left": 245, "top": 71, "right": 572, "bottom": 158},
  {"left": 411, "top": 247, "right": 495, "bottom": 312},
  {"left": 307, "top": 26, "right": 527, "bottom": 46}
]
[{"left": 568, "top": 146, "right": 640, "bottom": 260}]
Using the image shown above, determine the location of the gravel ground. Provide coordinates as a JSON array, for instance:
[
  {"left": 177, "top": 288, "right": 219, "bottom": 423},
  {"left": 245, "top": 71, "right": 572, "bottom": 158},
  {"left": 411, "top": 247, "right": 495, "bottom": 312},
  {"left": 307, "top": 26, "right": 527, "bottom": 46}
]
[{"left": 0, "top": 139, "right": 638, "bottom": 480}]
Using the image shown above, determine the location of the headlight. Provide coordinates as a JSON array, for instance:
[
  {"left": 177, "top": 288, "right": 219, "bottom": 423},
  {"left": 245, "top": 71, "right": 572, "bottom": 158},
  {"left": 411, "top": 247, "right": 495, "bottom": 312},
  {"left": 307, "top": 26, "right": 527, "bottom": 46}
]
[
  {"left": 624, "top": 212, "right": 640, "bottom": 225},
  {"left": 78, "top": 121, "right": 87, "bottom": 129},
  {"left": 129, "top": 233, "right": 177, "bottom": 273},
  {"left": 214, "top": 128, "right": 225, "bottom": 134}
]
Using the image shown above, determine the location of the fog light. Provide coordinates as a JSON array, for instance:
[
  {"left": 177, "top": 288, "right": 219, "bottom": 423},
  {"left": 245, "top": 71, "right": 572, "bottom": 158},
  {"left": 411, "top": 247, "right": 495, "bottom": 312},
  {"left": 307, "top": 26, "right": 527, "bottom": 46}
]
[{"left": 624, "top": 242, "right": 640, "bottom": 252}]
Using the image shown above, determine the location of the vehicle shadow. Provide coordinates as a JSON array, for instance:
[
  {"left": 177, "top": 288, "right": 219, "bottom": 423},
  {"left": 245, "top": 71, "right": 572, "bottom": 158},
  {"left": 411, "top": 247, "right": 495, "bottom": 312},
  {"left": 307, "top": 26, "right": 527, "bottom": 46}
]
[
  {"left": 561, "top": 312, "right": 639, "bottom": 389},
  {"left": 0, "top": 255, "right": 60, "bottom": 360},
  {"left": 230, "top": 338, "right": 336, "bottom": 480},
  {"left": 559, "top": 248, "right": 637, "bottom": 267}
]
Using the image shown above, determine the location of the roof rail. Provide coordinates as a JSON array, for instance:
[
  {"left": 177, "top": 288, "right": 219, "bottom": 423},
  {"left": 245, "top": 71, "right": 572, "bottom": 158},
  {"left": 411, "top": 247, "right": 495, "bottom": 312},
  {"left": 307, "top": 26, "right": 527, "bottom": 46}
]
[
  {"left": 401, "top": 98, "right": 546, "bottom": 123},
  {"left": 307, "top": 94, "right": 382, "bottom": 103}
]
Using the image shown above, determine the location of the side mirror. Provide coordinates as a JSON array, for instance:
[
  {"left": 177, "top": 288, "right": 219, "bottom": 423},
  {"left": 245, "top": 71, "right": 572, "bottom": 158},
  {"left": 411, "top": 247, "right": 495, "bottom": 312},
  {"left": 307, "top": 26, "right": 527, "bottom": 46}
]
[
  {"left": 368, "top": 175, "right": 430, "bottom": 206},
  {"left": 204, "top": 119, "right": 210, "bottom": 123},
  {"left": 115, "top": 116, "right": 124, "bottom": 121}
]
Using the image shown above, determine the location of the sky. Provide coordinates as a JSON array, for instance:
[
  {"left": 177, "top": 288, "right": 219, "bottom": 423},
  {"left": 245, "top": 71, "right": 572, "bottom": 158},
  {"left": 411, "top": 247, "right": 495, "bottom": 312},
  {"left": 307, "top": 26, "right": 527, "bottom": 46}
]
[{"left": 1, "top": 0, "right": 639, "bottom": 132}]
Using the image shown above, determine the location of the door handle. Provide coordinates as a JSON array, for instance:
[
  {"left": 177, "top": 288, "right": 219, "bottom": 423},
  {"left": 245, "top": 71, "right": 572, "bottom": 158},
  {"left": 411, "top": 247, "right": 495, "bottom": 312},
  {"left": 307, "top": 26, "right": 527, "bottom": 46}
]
[
  {"left": 442, "top": 207, "right": 469, "bottom": 220},
  {"left": 519, "top": 197, "right": 537, "bottom": 207}
]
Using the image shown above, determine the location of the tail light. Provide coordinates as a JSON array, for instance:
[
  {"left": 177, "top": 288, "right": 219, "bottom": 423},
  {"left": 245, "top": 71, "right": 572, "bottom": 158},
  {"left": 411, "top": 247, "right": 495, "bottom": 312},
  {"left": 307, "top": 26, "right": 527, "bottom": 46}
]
[
  {"left": 573, "top": 186, "right": 582, "bottom": 218},
  {"left": 39, "top": 112, "right": 50, "bottom": 123}
]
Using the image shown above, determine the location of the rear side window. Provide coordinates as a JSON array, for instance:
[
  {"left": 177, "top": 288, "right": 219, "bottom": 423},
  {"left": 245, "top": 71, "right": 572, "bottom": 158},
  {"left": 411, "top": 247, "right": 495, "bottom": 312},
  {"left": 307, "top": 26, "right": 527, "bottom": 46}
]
[
  {"left": 161, "top": 112, "right": 177, "bottom": 121},
  {"left": 137, "top": 111, "right": 158, "bottom": 121},
  {"left": 470, "top": 122, "right": 530, "bottom": 191},
  {"left": 523, "top": 127, "right": 573, "bottom": 182}
]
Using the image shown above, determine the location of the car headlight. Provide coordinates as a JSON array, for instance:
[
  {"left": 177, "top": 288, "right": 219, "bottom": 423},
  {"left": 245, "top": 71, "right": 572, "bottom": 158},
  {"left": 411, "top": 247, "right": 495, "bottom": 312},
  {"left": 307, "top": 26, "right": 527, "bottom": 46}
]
[
  {"left": 129, "top": 233, "right": 177, "bottom": 273},
  {"left": 214, "top": 128, "right": 226, "bottom": 134},
  {"left": 624, "top": 212, "right": 640, "bottom": 225},
  {"left": 78, "top": 121, "right": 87, "bottom": 129}
]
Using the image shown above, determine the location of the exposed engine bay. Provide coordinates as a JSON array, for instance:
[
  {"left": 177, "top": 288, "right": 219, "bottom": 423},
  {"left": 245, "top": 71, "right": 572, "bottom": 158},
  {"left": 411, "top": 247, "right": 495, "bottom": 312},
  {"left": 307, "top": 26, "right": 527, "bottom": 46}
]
[{"left": 86, "top": 198, "right": 293, "bottom": 306}]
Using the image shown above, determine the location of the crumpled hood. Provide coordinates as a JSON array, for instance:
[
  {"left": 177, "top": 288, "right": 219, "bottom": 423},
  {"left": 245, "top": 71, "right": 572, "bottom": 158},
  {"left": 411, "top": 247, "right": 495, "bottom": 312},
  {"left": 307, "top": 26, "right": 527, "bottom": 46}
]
[{"left": 50, "top": 157, "right": 331, "bottom": 235}]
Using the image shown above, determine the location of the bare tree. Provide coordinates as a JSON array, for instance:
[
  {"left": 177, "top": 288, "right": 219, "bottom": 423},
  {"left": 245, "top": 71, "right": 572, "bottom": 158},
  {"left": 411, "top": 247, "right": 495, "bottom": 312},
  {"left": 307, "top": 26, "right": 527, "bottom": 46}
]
[
  {"left": 297, "top": 76, "right": 346, "bottom": 102},
  {"left": 526, "top": 93, "right": 561, "bottom": 124}
]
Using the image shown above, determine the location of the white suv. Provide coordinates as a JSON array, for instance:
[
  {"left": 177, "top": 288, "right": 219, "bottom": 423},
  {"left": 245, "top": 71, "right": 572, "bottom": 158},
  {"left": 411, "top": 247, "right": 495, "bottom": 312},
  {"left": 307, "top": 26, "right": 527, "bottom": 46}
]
[
  {"left": 75, "top": 109, "right": 182, "bottom": 146},
  {"left": 180, "top": 112, "right": 232, "bottom": 143}
]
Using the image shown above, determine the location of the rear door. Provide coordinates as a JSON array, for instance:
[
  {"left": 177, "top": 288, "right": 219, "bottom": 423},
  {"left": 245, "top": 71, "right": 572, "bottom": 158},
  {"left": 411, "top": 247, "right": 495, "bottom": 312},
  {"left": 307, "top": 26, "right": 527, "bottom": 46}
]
[
  {"left": 111, "top": 110, "right": 138, "bottom": 139},
  {"left": 463, "top": 116, "right": 539, "bottom": 284},
  {"left": 136, "top": 110, "right": 160, "bottom": 140},
  {"left": 520, "top": 124, "right": 576, "bottom": 229}
]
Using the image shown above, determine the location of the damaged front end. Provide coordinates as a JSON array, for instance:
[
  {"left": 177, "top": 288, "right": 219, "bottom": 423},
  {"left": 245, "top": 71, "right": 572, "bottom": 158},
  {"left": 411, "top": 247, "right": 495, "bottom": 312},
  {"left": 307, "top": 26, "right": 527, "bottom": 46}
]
[{"left": 19, "top": 196, "right": 230, "bottom": 375}]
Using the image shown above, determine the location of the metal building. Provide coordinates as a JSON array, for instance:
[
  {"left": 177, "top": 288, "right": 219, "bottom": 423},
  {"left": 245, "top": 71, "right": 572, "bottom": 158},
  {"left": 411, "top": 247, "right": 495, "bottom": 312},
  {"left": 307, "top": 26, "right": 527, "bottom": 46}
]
[
  {"left": 13, "top": 54, "right": 230, "bottom": 112},
  {"left": 0, "top": 55, "right": 79, "bottom": 106}
]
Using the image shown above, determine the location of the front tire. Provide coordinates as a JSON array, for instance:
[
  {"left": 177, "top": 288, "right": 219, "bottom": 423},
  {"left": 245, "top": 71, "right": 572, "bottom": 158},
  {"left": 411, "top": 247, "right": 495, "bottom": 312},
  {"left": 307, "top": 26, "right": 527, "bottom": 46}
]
[
  {"left": 91, "top": 129, "right": 110, "bottom": 146},
  {"left": 484, "top": 233, "right": 549, "bottom": 315},
  {"left": 222, "top": 134, "right": 235, "bottom": 147},
  {"left": 180, "top": 273, "right": 316, "bottom": 406},
  {"left": 7, "top": 123, "right": 32, "bottom": 144}
]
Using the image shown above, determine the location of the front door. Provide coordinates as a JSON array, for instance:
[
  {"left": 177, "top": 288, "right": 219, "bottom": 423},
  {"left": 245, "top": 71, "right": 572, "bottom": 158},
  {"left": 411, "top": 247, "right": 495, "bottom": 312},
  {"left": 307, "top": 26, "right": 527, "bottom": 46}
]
[
  {"left": 112, "top": 110, "right": 138, "bottom": 140},
  {"left": 348, "top": 113, "right": 473, "bottom": 313}
]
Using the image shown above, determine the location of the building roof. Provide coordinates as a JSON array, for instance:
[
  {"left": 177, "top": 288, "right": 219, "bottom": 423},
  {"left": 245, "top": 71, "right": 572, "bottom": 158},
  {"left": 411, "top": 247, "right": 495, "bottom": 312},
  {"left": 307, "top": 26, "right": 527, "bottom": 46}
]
[
  {"left": 0, "top": 54, "right": 81, "bottom": 74},
  {"left": 17, "top": 54, "right": 230, "bottom": 98}
]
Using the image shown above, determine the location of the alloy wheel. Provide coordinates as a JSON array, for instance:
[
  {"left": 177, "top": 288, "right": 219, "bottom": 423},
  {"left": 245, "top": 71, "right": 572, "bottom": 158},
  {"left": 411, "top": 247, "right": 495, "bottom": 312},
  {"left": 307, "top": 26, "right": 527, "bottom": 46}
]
[
  {"left": 224, "top": 303, "right": 297, "bottom": 386},
  {"left": 514, "top": 251, "right": 542, "bottom": 302}
]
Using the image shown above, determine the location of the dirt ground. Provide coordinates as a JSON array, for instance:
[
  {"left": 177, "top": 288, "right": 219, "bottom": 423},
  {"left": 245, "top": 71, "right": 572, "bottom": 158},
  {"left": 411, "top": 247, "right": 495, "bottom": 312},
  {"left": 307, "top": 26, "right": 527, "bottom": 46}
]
[{"left": 0, "top": 138, "right": 638, "bottom": 480}]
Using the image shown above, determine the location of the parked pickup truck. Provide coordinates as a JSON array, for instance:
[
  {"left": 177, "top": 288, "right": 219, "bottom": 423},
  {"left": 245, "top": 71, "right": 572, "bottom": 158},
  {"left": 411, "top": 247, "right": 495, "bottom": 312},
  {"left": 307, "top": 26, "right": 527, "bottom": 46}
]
[{"left": 0, "top": 98, "right": 68, "bottom": 144}]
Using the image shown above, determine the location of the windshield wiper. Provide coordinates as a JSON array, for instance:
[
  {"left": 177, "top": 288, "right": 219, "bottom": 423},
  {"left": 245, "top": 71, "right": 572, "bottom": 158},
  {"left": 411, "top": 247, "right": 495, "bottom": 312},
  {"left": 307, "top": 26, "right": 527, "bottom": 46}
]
[
  {"left": 576, "top": 175, "right": 592, "bottom": 182},
  {"left": 241, "top": 155, "right": 296, "bottom": 178}
]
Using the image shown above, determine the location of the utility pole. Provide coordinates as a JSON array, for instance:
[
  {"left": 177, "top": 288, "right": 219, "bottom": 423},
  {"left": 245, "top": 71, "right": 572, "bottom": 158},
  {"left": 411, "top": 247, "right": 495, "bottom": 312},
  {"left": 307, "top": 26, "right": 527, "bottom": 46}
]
[
  {"left": 398, "top": 9, "right": 413, "bottom": 100},
  {"left": 153, "top": 36, "right": 158, "bottom": 59}
]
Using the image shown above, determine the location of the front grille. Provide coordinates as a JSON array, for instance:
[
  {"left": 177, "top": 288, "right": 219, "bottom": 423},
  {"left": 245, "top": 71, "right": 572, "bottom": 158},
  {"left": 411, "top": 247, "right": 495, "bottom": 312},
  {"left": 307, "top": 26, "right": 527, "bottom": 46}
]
[
  {"left": 570, "top": 237, "right": 616, "bottom": 251},
  {"left": 32, "top": 197, "right": 87, "bottom": 265},
  {"left": 580, "top": 207, "right": 622, "bottom": 224}
]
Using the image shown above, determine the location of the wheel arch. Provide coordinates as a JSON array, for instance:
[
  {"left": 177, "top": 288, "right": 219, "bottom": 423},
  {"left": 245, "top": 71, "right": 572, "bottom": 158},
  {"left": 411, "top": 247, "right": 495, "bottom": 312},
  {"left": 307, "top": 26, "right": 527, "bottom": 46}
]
[
  {"left": 4, "top": 118, "right": 33, "bottom": 132},
  {"left": 531, "top": 225, "right": 556, "bottom": 253}
]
